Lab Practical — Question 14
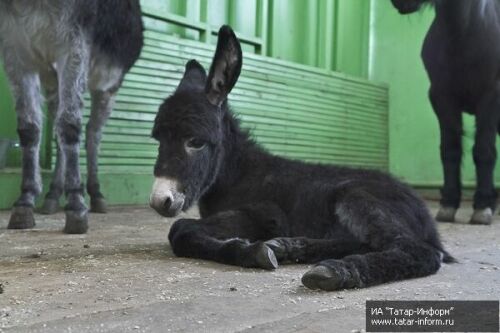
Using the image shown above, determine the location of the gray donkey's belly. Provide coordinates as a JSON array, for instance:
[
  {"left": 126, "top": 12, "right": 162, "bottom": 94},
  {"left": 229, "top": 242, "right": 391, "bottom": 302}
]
[{"left": 0, "top": 0, "right": 79, "bottom": 69}]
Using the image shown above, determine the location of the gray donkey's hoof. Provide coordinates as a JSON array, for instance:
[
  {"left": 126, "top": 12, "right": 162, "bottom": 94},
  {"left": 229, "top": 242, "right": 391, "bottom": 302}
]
[
  {"left": 8, "top": 206, "right": 35, "bottom": 229},
  {"left": 64, "top": 210, "right": 89, "bottom": 234},
  {"left": 90, "top": 197, "right": 107, "bottom": 214},
  {"left": 436, "top": 206, "right": 457, "bottom": 222},
  {"left": 39, "top": 198, "right": 60, "bottom": 215},
  {"left": 470, "top": 208, "right": 493, "bottom": 225},
  {"left": 255, "top": 243, "right": 278, "bottom": 270}
]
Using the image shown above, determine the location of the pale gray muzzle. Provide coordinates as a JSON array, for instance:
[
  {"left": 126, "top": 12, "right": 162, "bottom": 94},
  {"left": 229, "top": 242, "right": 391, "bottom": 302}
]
[{"left": 149, "top": 178, "right": 185, "bottom": 217}]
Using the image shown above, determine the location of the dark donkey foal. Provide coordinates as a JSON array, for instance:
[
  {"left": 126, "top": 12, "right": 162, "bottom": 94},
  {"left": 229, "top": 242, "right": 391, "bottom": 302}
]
[
  {"left": 391, "top": 0, "right": 500, "bottom": 224},
  {"left": 150, "top": 26, "right": 454, "bottom": 291}
]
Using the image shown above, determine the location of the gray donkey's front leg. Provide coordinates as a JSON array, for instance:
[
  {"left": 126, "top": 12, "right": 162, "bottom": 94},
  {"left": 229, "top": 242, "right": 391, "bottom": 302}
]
[
  {"left": 4, "top": 62, "right": 43, "bottom": 229},
  {"left": 55, "top": 38, "right": 90, "bottom": 234}
]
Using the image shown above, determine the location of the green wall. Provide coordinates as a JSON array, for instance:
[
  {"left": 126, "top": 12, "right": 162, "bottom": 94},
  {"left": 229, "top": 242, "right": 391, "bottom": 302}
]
[
  {"left": 0, "top": 63, "right": 20, "bottom": 168},
  {"left": 369, "top": 0, "right": 498, "bottom": 187},
  {"left": 140, "top": 0, "right": 371, "bottom": 78},
  {"left": 267, "top": 0, "right": 369, "bottom": 77},
  {"left": 0, "top": 64, "right": 15, "bottom": 141}
]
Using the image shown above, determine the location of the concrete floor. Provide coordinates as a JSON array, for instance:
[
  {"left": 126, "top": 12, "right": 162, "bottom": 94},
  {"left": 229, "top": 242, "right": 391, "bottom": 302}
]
[{"left": 0, "top": 202, "right": 499, "bottom": 333}]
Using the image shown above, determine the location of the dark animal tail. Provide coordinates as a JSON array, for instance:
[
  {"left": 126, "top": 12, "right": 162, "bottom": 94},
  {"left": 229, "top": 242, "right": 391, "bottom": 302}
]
[
  {"left": 426, "top": 224, "right": 457, "bottom": 264},
  {"left": 441, "top": 250, "right": 457, "bottom": 264}
]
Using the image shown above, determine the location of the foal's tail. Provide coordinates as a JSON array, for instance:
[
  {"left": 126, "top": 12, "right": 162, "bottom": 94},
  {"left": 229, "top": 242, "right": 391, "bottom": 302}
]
[
  {"left": 441, "top": 249, "right": 457, "bottom": 263},
  {"left": 425, "top": 221, "right": 457, "bottom": 264}
]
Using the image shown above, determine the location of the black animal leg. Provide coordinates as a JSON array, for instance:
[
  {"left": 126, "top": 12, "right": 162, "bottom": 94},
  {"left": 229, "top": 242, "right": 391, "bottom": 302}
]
[
  {"left": 470, "top": 86, "right": 500, "bottom": 224},
  {"left": 301, "top": 190, "right": 449, "bottom": 291},
  {"left": 302, "top": 238, "right": 442, "bottom": 291},
  {"left": 430, "top": 89, "right": 463, "bottom": 222},
  {"left": 169, "top": 203, "right": 286, "bottom": 269},
  {"left": 169, "top": 216, "right": 277, "bottom": 269},
  {"left": 265, "top": 236, "right": 370, "bottom": 264}
]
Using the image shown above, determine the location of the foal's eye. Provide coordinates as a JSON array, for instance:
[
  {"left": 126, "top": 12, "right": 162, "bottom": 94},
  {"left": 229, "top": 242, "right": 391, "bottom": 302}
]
[{"left": 185, "top": 138, "right": 206, "bottom": 151}]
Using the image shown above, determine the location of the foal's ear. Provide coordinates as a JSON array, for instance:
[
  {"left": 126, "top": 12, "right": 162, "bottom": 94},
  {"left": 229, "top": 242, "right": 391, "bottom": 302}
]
[
  {"left": 177, "top": 60, "right": 207, "bottom": 92},
  {"left": 205, "top": 25, "right": 242, "bottom": 107}
]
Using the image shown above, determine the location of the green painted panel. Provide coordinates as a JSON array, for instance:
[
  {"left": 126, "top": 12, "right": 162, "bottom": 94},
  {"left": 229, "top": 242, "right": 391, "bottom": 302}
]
[
  {"left": 0, "top": 170, "right": 152, "bottom": 209},
  {"left": 0, "top": 62, "right": 19, "bottom": 168},
  {"left": 0, "top": 63, "right": 15, "bottom": 140},
  {"left": 267, "top": 0, "right": 369, "bottom": 77},
  {"left": 335, "top": 0, "right": 370, "bottom": 77},
  {"left": 369, "top": 0, "right": 488, "bottom": 187}
]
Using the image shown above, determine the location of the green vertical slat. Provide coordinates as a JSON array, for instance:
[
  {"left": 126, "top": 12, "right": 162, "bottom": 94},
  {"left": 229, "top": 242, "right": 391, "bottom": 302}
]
[
  {"left": 256, "top": 0, "right": 269, "bottom": 55},
  {"left": 0, "top": 62, "right": 20, "bottom": 168},
  {"left": 317, "top": 0, "right": 335, "bottom": 71},
  {"left": 334, "top": 0, "right": 370, "bottom": 77},
  {"left": 199, "top": 0, "right": 210, "bottom": 43}
]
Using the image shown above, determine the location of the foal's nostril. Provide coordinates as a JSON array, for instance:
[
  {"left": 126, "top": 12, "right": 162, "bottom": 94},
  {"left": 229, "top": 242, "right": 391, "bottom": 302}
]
[{"left": 163, "top": 197, "right": 173, "bottom": 211}]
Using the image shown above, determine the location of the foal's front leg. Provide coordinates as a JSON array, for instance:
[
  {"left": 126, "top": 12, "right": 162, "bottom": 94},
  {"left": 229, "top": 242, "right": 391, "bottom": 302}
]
[
  {"left": 168, "top": 205, "right": 285, "bottom": 269},
  {"left": 54, "top": 38, "right": 90, "bottom": 234},
  {"left": 470, "top": 86, "right": 500, "bottom": 224}
]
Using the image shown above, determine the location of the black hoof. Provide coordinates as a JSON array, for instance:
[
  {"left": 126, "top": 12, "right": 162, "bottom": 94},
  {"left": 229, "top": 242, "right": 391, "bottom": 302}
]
[
  {"left": 436, "top": 206, "right": 456, "bottom": 223},
  {"left": 90, "top": 197, "right": 107, "bottom": 214},
  {"left": 64, "top": 210, "right": 89, "bottom": 234},
  {"left": 302, "top": 265, "right": 342, "bottom": 291},
  {"left": 8, "top": 206, "right": 35, "bottom": 229},
  {"left": 254, "top": 243, "right": 278, "bottom": 270},
  {"left": 39, "top": 198, "right": 60, "bottom": 215},
  {"left": 470, "top": 208, "right": 493, "bottom": 225}
]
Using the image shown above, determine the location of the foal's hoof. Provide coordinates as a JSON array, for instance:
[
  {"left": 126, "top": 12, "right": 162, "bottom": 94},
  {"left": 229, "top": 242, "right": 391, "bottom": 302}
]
[
  {"left": 302, "top": 265, "right": 342, "bottom": 291},
  {"left": 469, "top": 208, "right": 493, "bottom": 225},
  {"left": 255, "top": 243, "right": 278, "bottom": 270},
  {"left": 302, "top": 261, "right": 360, "bottom": 291},
  {"left": 39, "top": 198, "right": 60, "bottom": 215},
  {"left": 8, "top": 206, "right": 35, "bottom": 229},
  {"left": 64, "top": 210, "right": 89, "bottom": 234},
  {"left": 90, "top": 197, "right": 107, "bottom": 214},
  {"left": 436, "top": 206, "right": 456, "bottom": 222}
]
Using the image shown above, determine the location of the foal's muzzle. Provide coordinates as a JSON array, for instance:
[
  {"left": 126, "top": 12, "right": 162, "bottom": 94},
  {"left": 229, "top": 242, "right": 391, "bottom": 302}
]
[{"left": 150, "top": 178, "right": 185, "bottom": 217}]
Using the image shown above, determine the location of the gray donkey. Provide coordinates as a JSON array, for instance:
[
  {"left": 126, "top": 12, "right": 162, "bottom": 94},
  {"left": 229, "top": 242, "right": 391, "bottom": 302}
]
[{"left": 0, "top": 0, "right": 144, "bottom": 233}]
